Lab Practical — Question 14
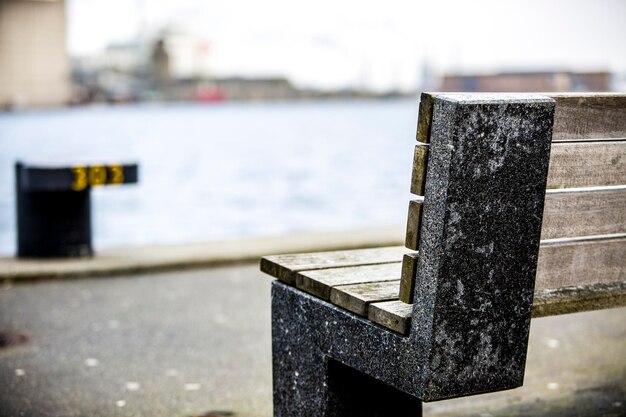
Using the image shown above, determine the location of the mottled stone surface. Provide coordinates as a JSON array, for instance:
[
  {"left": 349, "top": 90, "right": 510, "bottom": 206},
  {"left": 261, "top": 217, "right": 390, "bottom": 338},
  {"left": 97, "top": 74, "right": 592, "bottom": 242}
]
[
  {"left": 272, "top": 282, "right": 422, "bottom": 416},
  {"left": 411, "top": 94, "right": 555, "bottom": 400}
]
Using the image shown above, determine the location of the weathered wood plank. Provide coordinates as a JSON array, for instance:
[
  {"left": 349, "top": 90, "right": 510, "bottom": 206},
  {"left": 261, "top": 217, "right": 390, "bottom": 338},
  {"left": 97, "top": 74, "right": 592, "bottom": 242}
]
[
  {"left": 330, "top": 280, "right": 400, "bottom": 316},
  {"left": 397, "top": 235, "right": 626, "bottom": 303},
  {"left": 267, "top": 235, "right": 624, "bottom": 312},
  {"left": 399, "top": 252, "right": 419, "bottom": 303},
  {"left": 547, "top": 141, "right": 626, "bottom": 189},
  {"left": 410, "top": 144, "right": 429, "bottom": 195},
  {"left": 403, "top": 233, "right": 624, "bottom": 293},
  {"left": 402, "top": 188, "right": 625, "bottom": 287},
  {"left": 416, "top": 93, "right": 436, "bottom": 143},
  {"left": 405, "top": 200, "right": 423, "bottom": 251},
  {"left": 260, "top": 246, "right": 405, "bottom": 285},
  {"left": 404, "top": 187, "right": 625, "bottom": 273},
  {"left": 541, "top": 188, "right": 626, "bottom": 239},
  {"left": 550, "top": 94, "right": 626, "bottom": 140},
  {"left": 295, "top": 262, "right": 401, "bottom": 300},
  {"left": 416, "top": 93, "right": 626, "bottom": 143},
  {"left": 536, "top": 235, "right": 625, "bottom": 290},
  {"left": 368, "top": 300, "right": 413, "bottom": 334},
  {"left": 266, "top": 234, "right": 623, "bottom": 334},
  {"left": 409, "top": 140, "right": 626, "bottom": 193},
  {"left": 369, "top": 282, "right": 626, "bottom": 335},
  {"left": 410, "top": 139, "right": 626, "bottom": 190},
  {"left": 531, "top": 282, "right": 626, "bottom": 318}
]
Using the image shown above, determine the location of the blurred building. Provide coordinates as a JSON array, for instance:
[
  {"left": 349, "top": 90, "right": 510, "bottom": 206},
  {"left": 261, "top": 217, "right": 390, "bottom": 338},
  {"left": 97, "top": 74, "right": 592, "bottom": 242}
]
[
  {"left": 151, "top": 39, "right": 171, "bottom": 87},
  {"left": 206, "top": 77, "right": 299, "bottom": 101},
  {"left": 0, "top": 0, "right": 70, "bottom": 108},
  {"left": 70, "top": 25, "right": 406, "bottom": 103},
  {"left": 160, "top": 29, "right": 212, "bottom": 80},
  {"left": 71, "top": 41, "right": 147, "bottom": 104},
  {"left": 440, "top": 71, "right": 611, "bottom": 92}
]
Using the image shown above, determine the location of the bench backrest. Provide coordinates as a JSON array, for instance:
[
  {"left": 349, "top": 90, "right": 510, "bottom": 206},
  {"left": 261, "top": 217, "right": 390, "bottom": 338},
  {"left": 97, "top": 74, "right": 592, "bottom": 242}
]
[{"left": 401, "top": 93, "right": 625, "bottom": 399}]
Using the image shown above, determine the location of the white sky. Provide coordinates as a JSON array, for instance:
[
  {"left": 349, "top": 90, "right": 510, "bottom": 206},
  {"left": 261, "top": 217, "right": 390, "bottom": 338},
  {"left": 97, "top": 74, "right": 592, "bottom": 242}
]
[{"left": 67, "top": 0, "right": 626, "bottom": 91}]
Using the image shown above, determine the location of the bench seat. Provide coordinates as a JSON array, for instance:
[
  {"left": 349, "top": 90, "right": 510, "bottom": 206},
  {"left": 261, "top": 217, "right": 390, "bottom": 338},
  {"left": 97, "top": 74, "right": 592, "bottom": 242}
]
[{"left": 262, "top": 243, "right": 626, "bottom": 334}]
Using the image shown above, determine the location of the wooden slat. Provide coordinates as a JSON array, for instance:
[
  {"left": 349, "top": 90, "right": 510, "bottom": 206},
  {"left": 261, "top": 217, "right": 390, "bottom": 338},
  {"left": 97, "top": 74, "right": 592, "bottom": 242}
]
[
  {"left": 267, "top": 235, "right": 624, "bottom": 334},
  {"left": 399, "top": 252, "right": 419, "bottom": 303},
  {"left": 410, "top": 144, "right": 429, "bottom": 195},
  {"left": 416, "top": 93, "right": 626, "bottom": 144},
  {"left": 367, "top": 281, "right": 626, "bottom": 335},
  {"left": 295, "top": 262, "right": 401, "bottom": 300},
  {"left": 532, "top": 282, "right": 626, "bottom": 318},
  {"left": 413, "top": 111, "right": 626, "bottom": 192},
  {"left": 368, "top": 300, "right": 413, "bottom": 334},
  {"left": 409, "top": 140, "right": 626, "bottom": 191},
  {"left": 541, "top": 188, "right": 626, "bottom": 239},
  {"left": 330, "top": 280, "right": 400, "bottom": 316},
  {"left": 405, "top": 188, "right": 624, "bottom": 244},
  {"left": 416, "top": 93, "right": 436, "bottom": 143},
  {"left": 546, "top": 141, "right": 626, "bottom": 189},
  {"left": 405, "top": 200, "right": 423, "bottom": 251},
  {"left": 550, "top": 94, "right": 626, "bottom": 140},
  {"left": 536, "top": 235, "right": 626, "bottom": 290},
  {"left": 260, "top": 246, "right": 405, "bottom": 285},
  {"left": 267, "top": 235, "right": 624, "bottom": 308},
  {"left": 395, "top": 235, "right": 626, "bottom": 302}
]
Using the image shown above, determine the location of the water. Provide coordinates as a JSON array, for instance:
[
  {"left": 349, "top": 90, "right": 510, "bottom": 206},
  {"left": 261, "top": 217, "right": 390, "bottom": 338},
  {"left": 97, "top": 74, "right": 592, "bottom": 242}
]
[{"left": 0, "top": 99, "right": 419, "bottom": 255}]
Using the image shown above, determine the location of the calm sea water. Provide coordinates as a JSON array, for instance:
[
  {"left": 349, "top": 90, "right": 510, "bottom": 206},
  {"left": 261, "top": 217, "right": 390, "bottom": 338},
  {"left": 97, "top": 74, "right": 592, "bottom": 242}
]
[{"left": 0, "top": 99, "right": 419, "bottom": 255}]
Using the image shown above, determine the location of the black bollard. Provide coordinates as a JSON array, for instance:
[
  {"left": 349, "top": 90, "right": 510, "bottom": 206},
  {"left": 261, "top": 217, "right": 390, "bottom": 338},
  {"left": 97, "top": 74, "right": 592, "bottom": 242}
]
[{"left": 15, "top": 162, "right": 138, "bottom": 258}]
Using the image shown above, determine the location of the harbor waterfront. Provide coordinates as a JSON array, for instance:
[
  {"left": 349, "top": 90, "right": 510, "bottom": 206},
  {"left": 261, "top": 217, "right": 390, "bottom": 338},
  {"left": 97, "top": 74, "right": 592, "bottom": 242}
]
[{"left": 0, "top": 99, "right": 417, "bottom": 256}]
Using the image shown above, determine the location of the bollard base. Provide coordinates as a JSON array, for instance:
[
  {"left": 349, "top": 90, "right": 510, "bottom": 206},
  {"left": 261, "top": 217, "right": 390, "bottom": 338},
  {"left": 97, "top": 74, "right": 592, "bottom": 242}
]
[{"left": 16, "top": 189, "right": 93, "bottom": 259}]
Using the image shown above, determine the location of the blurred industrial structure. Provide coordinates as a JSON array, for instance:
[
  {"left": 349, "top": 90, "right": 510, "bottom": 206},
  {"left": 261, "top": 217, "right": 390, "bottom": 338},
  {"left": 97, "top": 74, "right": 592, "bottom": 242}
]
[
  {"left": 0, "top": 0, "right": 70, "bottom": 109},
  {"left": 0, "top": 0, "right": 621, "bottom": 108},
  {"left": 440, "top": 71, "right": 612, "bottom": 92},
  {"left": 70, "top": 28, "right": 394, "bottom": 104}
]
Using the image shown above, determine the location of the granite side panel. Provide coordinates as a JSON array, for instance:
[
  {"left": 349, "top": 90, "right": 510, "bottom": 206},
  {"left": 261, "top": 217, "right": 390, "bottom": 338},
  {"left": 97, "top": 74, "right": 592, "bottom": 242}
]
[
  {"left": 410, "top": 94, "right": 555, "bottom": 400},
  {"left": 272, "top": 282, "right": 421, "bottom": 415}
]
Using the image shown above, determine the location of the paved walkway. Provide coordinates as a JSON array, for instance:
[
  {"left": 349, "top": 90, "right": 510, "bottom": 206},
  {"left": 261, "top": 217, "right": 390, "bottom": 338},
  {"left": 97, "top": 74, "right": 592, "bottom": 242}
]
[
  {"left": 0, "top": 264, "right": 624, "bottom": 417},
  {"left": 0, "top": 227, "right": 404, "bottom": 281}
]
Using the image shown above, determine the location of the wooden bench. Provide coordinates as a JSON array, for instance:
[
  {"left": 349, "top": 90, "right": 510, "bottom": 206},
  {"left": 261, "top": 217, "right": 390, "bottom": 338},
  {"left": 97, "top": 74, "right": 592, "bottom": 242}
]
[{"left": 260, "top": 93, "right": 626, "bottom": 416}]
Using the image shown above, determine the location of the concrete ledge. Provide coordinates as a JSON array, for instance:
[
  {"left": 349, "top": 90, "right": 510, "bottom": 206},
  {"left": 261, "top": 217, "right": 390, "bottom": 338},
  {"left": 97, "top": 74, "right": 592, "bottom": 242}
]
[{"left": 0, "top": 226, "right": 404, "bottom": 281}]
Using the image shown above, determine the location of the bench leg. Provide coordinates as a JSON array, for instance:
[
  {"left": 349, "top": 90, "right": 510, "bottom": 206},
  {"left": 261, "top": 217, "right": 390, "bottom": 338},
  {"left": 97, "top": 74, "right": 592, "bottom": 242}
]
[
  {"left": 272, "top": 284, "right": 422, "bottom": 417},
  {"left": 272, "top": 331, "right": 422, "bottom": 417},
  {"left": 325, "top": 359, "right": 422, "bottom": 417}
]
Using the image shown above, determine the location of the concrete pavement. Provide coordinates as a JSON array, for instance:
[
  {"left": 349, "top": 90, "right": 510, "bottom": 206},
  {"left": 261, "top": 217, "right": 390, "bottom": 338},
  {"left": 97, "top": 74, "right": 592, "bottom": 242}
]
[
  {"left": 0, "top": 227, "right": 404, "bottom": 281},
  {"left": 1, "top": 265, "right": 272, "bottom": 417},
  {"left": 0, "top": 264, "right": 625, "bottom": 417}
]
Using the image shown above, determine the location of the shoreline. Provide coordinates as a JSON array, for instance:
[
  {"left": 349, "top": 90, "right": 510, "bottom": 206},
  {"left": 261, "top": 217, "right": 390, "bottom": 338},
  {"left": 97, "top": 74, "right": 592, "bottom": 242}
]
[{"left": 0, "top": 226, "right": 404, "bottom": 282}]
